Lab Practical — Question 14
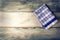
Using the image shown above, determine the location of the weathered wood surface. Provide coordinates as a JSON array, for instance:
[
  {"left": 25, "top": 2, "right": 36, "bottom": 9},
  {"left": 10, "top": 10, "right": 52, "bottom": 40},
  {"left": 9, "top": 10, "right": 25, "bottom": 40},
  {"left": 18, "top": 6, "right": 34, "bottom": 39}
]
[
  {"left": 0, "top": 28, "right": 60, "bottom": 40},
  {"left": 0, "top": 0, "right": 60, "bottom": 40}
]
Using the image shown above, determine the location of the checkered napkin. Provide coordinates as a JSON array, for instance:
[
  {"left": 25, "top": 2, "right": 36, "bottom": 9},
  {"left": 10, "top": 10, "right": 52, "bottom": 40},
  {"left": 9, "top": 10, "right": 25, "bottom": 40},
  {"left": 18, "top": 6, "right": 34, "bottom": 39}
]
[{"left": 34, "top": 4, "right": 58, "bottom": 29}]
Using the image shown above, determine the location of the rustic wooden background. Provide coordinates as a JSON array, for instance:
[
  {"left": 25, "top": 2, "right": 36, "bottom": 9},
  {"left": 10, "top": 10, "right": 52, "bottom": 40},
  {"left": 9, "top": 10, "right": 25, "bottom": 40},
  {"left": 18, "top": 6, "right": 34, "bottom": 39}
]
[{"left": 0, "top": 0, "right": 60, "bottom": 40}]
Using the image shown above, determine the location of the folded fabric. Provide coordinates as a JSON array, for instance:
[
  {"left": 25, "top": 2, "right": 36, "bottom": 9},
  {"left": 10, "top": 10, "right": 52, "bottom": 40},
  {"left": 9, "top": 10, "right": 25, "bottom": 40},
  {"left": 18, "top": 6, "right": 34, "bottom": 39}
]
[{"left": 34, "top": 4, "right": 58, "bottom": 29}]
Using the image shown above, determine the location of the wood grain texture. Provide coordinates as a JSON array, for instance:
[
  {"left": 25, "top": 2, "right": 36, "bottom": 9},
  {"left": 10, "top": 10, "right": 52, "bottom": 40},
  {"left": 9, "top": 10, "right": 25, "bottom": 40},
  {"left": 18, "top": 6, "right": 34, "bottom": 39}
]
[
  {"left": 0, "top": 12, "right": 41, "bottom": 27},
  {"left": 0, "top": 0, "right": 60, "bottom": 40},
  {"left": 0, "top": 28, "right": 60, "bottom": 40}
]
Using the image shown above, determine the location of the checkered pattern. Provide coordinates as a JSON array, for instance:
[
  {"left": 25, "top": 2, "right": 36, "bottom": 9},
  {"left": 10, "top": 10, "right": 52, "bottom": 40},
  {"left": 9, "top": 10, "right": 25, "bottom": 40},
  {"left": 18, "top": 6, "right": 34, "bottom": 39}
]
[{"left": 34, "top": 4, "right": 58, "bottom": 29}]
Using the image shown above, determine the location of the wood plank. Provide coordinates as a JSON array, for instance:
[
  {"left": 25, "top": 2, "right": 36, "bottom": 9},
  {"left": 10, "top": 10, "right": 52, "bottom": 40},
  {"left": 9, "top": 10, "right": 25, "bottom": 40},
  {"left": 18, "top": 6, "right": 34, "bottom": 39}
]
[
  {"left": 1, "top": 0, "right": 60, "bottom": 12},
  {"left": 0, "top": 11, "right": 60, "bottom": 28},
  {"left": 0, "top": 28, "right": 60, "bottom": 40},
  {"left": 0, "top": 12, "right": 41, "bottom": 27}
]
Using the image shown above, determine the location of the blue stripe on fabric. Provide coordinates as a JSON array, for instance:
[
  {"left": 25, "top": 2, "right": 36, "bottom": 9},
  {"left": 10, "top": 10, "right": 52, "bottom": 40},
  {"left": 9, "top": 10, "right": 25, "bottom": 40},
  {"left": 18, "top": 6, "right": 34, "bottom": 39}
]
[
  {"left": 35, "top": 11, "right": 40, "bottom": 15},
  {"left": 43, "top": 17, "right": 57, "bottom": 27}
]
